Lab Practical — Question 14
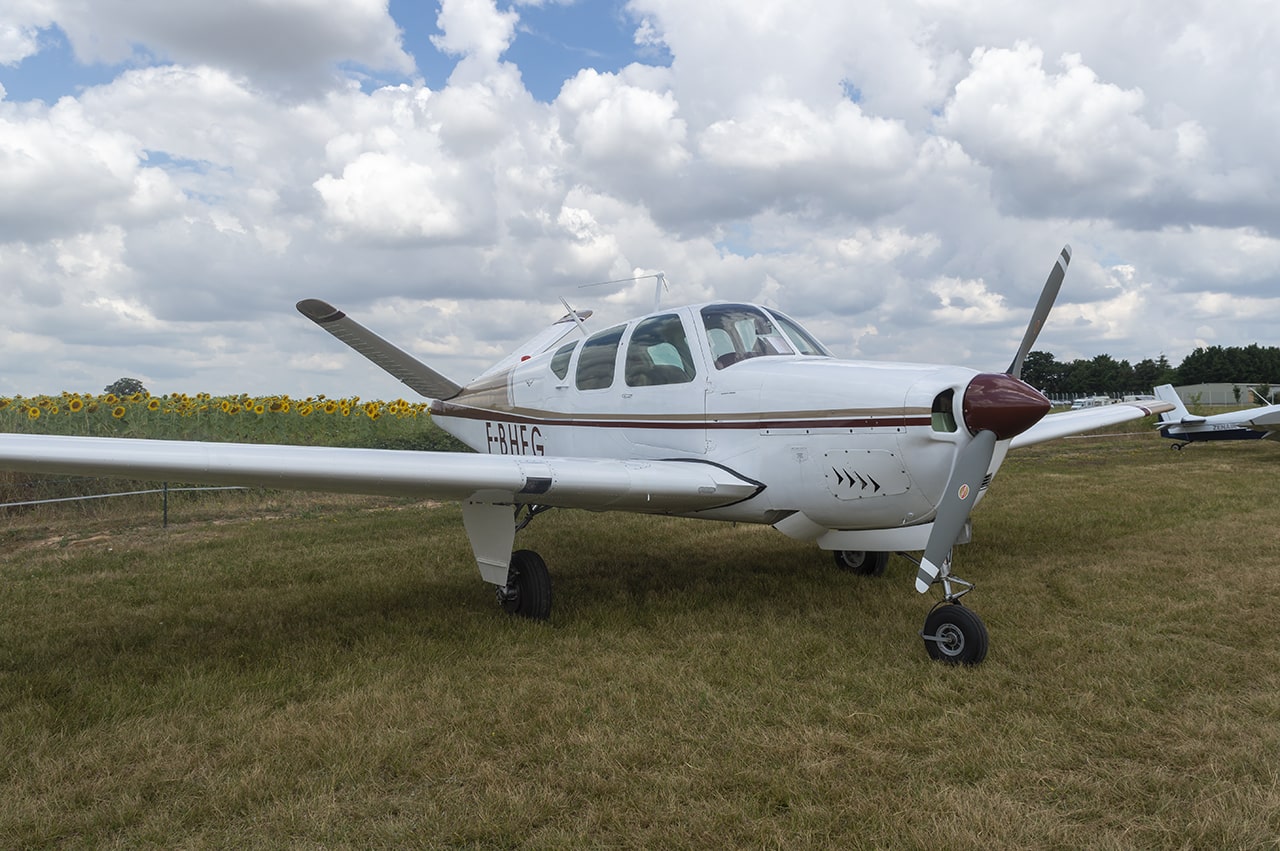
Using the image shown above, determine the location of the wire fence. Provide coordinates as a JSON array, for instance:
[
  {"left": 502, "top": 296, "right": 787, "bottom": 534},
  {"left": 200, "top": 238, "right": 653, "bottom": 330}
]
[{"left": 0, "top": 484, "right": 247, "bottom": 527}]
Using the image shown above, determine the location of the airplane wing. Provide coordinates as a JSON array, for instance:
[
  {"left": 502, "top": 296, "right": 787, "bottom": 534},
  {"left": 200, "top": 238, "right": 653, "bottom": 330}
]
[
  {"left": 1244, "top": 410, "right": 1280, "bottom": 432},
  {"left": 0, "top": 434, "right": 761, "bottom": 513},
  {"left": 1009, "top": 400, "right": 1174, "bottom": 449}
]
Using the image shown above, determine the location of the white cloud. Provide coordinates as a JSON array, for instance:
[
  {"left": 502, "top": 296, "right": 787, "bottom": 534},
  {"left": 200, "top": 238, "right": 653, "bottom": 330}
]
[
  {"left": 938, "top": 45, "right": 1175, "bottom": 211},
  {"left": 51, "top": 0, "right": 412, "bottom": 94},
  {"left": 315, "top": 151, "right": 470, "bottom": 243},
  {"left": 0, "top": 0, "right": 1278, "bottom": 397},
  {"left": 930, "top": 276, "right": 1015, "bottom": 326},
  {"left": 0, "top": 22, "right": 41, "bottom": 66},
  {"left": 0, "top": 97, "right": 186, "bottom": 241},
  {"left": 557, "top": 67, "right": 688, "bottom": 171},
  {"left": 431, "top": 0, "right": 519, "bottom": 62}
]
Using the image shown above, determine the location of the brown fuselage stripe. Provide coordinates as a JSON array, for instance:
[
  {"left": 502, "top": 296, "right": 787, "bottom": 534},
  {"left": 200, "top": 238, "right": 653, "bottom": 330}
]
[{"left": 430, "top": 400, "right": 932, "bottom": 431}]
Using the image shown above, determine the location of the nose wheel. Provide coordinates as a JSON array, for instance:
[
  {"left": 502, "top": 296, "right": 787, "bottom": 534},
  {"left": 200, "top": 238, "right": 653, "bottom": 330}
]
[
  {"left": 921, "top": 603, "right": 988, "bottom": 665},
  {"left": 899, "top": 549, "right": 989, "bottom": 665}
]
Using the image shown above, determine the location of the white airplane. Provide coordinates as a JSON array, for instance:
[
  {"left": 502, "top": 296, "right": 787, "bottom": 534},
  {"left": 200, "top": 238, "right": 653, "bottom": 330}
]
[
  {"left": 0, "top": 246, "right": 1172, "bottom": 664},
  {"left": 1154, "top": 383, "right": 1280, "bottom": 449}
]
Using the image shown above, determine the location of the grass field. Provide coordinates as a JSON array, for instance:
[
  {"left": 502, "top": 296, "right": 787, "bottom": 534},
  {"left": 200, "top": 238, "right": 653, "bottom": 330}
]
[{"left": 2, "top": 430, "right": 1279, "bottom": 847}]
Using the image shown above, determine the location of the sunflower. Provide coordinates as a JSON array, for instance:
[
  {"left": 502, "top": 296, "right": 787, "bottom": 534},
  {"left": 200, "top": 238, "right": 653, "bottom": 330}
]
[
  {"left": 112, "top": 406, "right": 126, "bottom": 419},
  {"left": 27, "top": 406, "right": 39, "bottom": 420},
  {"left": 148, "top": 398, "right": 160, "bottom": 411},
  {"left": 68, "top": 397, "right": 84, "bottom": 413}
]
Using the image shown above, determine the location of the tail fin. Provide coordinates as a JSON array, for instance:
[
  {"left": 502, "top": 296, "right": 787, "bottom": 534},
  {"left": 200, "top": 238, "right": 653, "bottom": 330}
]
[
  {"left": 297, "top": 299, "right": 463, "bottom": 400},
  {"left": 1153, "top": 384, "right": 1201, "bottom": 423}
]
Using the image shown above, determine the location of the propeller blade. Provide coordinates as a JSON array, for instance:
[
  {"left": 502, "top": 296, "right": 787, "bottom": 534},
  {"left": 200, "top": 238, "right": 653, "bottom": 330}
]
[
  {"left": 915, "top": 429, "right": 997, "bottom": 593},
  {"left": 1007, "top": 244, "right": 1071, "bottom": 379}
]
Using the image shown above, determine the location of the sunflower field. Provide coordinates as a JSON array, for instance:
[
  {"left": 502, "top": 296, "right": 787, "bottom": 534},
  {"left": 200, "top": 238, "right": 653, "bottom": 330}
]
[
  {"left": 0, "top": 391, "right": 467, "bottom": 451},
  {"left": 0, "top": 391, "right": 469, "bottom": 507}
]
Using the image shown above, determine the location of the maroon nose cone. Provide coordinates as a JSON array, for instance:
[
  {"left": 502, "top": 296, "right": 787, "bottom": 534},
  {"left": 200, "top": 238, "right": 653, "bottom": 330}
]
[{"left": 962, "top": 373, "right": 1051, "bottom": 439}]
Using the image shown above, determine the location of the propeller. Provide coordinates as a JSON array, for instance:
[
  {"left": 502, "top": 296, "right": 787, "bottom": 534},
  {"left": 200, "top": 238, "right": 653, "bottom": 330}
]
[
  {"left": 1008, "top": 245, "right": 1071, "bottom": 380},
  {"left": 914, "top": 245, "right": 1071, "bottom": 593}
]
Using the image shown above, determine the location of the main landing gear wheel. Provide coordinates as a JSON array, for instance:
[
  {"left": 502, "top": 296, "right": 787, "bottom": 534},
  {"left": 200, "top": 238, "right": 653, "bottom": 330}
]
[
  {"left": 921, "top": 603, "right": 988, "bottom": 666},
  {"left": 833, "top": 550, "right": 889, "bottom": 576},
  {"left": 499, "top": 549, "right": 552, "bottom": 621}
]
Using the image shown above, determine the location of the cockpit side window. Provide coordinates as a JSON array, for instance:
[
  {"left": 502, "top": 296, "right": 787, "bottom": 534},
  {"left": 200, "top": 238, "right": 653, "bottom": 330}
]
[
  {"left": 624, "top": 314, "right": 697, "bottom": 387},
  {"left": 575, "top": 325, "right": 625, "bottom": 390},
  {"left": 550, "top": 341, "right": 576, "bottom": 380},
  {"left": 769, "top": 310, "right": 832, "bottom": 357},
  {"left": 700, "top": 304, "right": 794, "bottom": 369}
]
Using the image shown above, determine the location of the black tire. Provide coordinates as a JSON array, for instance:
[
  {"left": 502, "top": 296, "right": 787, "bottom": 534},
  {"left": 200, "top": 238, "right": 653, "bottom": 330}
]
[
  {"left": 833, "top": 550, "right": 889, "bottom": 576},
  {"left": 922, "top": 604, "right": 988, "bottom": 665},
  {"left": 501, "top": 549, "right": 552, "bottom": 621}
]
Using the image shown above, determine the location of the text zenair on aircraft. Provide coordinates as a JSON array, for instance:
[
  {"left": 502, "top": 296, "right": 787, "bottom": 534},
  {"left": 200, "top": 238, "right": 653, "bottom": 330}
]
[{"left": 0, "top": 246, "right": 1171, "bottom": 664}]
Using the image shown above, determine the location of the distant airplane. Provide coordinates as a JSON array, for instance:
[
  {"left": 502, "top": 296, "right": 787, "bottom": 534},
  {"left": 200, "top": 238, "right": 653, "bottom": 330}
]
[
  {"left": 0, "top": 246, "right": 1172, "bottom": 665},
  {"left": 1154, "top": 384, "right": 1280, "bottom": 449}
]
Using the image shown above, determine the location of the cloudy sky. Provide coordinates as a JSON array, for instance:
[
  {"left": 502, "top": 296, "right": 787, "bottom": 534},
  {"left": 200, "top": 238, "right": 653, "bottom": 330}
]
[{"left": 2, "top": 0, "right": 1277, "bottom": 399}]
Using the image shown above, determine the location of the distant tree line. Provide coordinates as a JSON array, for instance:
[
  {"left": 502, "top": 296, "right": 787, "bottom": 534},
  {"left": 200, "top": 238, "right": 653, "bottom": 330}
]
[{"left": 1022, "top": 344, "right": 1280, "bottom": 399}]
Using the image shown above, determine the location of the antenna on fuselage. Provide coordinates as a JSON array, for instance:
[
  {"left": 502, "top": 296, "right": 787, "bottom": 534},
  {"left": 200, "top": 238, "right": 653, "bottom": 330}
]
[
  {"left": 559, "top": 297, "right": 590, "bottom": 338},
  {"left": 654, "top": 273, "right": 667, "bottom": 312},
  {"left": 577, "top": 272, "right": 668, "bottom": 312}
]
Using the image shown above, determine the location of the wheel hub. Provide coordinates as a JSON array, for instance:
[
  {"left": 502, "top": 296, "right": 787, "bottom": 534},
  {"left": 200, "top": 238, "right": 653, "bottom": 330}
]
[{"left": 934, "top": 623, "right": 965, "bottom": 656}]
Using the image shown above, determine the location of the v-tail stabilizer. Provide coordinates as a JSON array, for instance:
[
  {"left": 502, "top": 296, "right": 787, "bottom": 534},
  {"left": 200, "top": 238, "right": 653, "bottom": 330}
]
[
  {"left": 296, "top": 299, "right": 593, "bottom": 399},
  {"left": 296, "top": 299, "right": 463, "bottom": 401}
]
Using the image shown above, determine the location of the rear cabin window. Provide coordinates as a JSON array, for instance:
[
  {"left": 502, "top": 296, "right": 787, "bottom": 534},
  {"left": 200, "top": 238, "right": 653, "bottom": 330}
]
[
  {"left": 625, "top": 314, "right": 697, "bottom": 387},
  {"left": 575, "top": 325, "right": 625, "bottom": 390},
  {"left": 550, "top": 341, "right": 576, "bottom": 380},
  {"left": 701, "top": 304, "right": 795, "bottom": 369}
]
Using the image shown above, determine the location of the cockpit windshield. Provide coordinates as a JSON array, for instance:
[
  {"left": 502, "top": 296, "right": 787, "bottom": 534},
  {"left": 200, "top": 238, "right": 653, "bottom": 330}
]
[
  {"left": 767, "top": 309, "right": 832, "bottom": 357},
  {"left": 700, "top": 304, "right": 830, "bottom": 369}
]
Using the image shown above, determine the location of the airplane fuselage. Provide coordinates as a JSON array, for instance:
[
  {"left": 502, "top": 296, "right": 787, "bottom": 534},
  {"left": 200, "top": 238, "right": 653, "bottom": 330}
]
[
  {"left": 1158, "top": 423, "right": 1271, "bottom": 442},
  {"left": 431, "top": 302, "right": 1004, "bottom": 551}
]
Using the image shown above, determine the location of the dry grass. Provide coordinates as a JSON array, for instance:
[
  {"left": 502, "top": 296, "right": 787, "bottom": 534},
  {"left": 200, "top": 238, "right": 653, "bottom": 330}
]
[{"left": 2, "top": 434, "right": 1280, "bottom": 847}]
